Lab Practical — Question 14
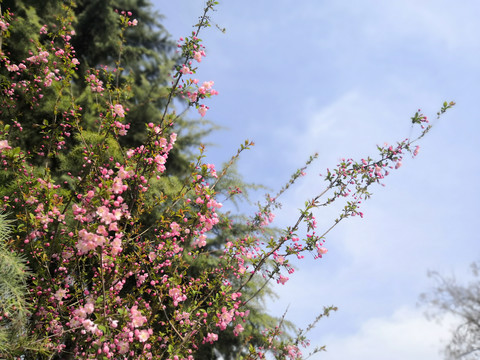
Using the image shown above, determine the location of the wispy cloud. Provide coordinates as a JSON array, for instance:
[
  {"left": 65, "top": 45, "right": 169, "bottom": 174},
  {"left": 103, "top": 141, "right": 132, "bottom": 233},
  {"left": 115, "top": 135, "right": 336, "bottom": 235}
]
[{"left": 320, "top": 306, "right": 457, "bottom": 360}]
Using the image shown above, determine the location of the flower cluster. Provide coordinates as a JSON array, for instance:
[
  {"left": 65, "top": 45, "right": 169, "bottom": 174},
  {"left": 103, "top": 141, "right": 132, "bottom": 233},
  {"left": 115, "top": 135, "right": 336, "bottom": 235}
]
[{"left": 173, "top": 34, "right": 219, "bottom": 117}]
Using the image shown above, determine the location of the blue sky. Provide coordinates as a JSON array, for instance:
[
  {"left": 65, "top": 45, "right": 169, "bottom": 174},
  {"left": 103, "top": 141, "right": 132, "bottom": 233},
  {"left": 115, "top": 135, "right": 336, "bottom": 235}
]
[{"left": 153, "top": 1, "right": 480, "bottom": 359}]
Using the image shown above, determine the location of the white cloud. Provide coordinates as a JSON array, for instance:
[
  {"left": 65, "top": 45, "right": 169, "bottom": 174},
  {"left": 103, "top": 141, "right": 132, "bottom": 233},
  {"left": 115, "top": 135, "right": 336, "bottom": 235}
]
[{"left": 319, "top": 306, "right": 456, "bottom": 360}]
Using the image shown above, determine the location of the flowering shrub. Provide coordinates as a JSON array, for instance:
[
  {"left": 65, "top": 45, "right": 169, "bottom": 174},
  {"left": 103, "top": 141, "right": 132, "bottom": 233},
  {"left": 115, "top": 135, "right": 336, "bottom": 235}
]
[{"left": 0, "top": 1, "right": 454, "bottom": 359}]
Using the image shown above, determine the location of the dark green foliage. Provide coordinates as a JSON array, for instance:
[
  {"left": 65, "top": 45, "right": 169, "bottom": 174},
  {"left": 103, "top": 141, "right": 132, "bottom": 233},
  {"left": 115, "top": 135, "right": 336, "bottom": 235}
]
[{"left": 0, "top": 213, "right": 50, "bottom": 357}]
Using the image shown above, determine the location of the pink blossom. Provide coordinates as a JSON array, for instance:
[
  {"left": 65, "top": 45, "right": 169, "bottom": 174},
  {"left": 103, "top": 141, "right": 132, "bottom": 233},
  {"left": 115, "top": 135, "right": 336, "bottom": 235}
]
[
  {"left": 96, "top": 206, "right": 110, "bottom": 222},
  {"left": 317, "top": 246, "right": 328, "bottom": 256},
  {"left": 414, "top": 145, "right": 420, "bottom": 156},
  {"left": 117, "top": 340, "right": 129, "bottom": 354},
  {"left": 277, "top": 275, "right": 289, "bottom": 285},
  {"left": 82, "top": 319, "right": 98, "bottom": 333},
  {"left": 180, "top": 65, "right": 191, "bottom": 74},
  {"left": 109, "top": 222, "right": 119, "bottom": 232},
  {"left": 198, "top": 105, "right": 207, "bottom": 117},
  {"left": 170, "top": 222, "right": 181, "bottom": 236},
  {"left": 154, "top": 154, "right": 166, "bottom": 165},
  {"left": 54, "top": 288, "right": 68, "bottom": 301},
  {"left": 43, "top": 72, "right": 55, "bottom": 87},
  {"left": 233, "top": 324, "right": 244, "bottom": 336},
  {"left": 36, "top": 51, "right": 50, "bottom": 63},
  {"left": 118, "top": 166, "right": 133, "bottom": 179},
  {"left": 96, "top": 225, "right": 108, "bottom": 236},
  {"left": 112, "top": 208, "right": 122, "bottom": 221},
  {"left": 207, "top": 198, "right": 222, "bottom": 209},
  {"left": 202, "top": 81, "right": 214, "bottom": 90},
  {"left": 193, "top": 50, "right": 205, "bottom": 62},
  {"left": 395, "top": 161, "right": 402, "bottom": 169},
  {"left": 260, "top": 212, "right": 275, "bottom": 226},
  {"left": 76, "top": 229, "right": 105, "bottom": 254},
  {"left": 6, "top": 64, "right": 19, "bottom": 72},
  {"left": 112, "top": 177, "right": 126, "bottom": 194},
  {"left": 159, "top": 137, "right": 167, "bottom": 147},
  {"left": 204, "top": 333, "right": 218, "bottom": 344},
  {"left": 193, "top": 234, "right": 207, "bottom": 248},
  {"left": 169, "top": 287, "right": 187, "bottom": 306},
  {"left": 188, "top": 91, "right": 198, "bottom": 102},
  {"left": 111, "top": 237, "right": 122, "bottom": 255},
  {"left": 113, "top": 104, "right": 125, "bottom": 118},
  {"left": 286, "top": 344, "right": 302, "bottom": 360},
  {"left": 0, "top": 140, "right": 11, "bottom": 151},
  {"left": 0, "top": 20, "right": 9, "bottom": 32},
  {"left": 135, "top": 329, "right": 150, "bottom": 342},
  {"left": 148, "top": 252, "right": 157, "bottom": 262},
  {"left": 84, "top": 301, "right": 95, "bottom": 314},
  {"left": 217, "top": 307, "right": 234, "bottom": 330},
  {"left": 130, "top": 306, "right": 147, "bottom": 328},
  {"left": 72, "top": 203, "right": 86, "bottom": 216}
]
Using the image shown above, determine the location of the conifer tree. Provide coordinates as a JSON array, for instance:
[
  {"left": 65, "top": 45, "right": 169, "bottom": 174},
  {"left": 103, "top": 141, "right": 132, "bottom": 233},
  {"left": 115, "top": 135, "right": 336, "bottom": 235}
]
[{"left": 0, "top": 212, "right": 49, "bottom": 354}]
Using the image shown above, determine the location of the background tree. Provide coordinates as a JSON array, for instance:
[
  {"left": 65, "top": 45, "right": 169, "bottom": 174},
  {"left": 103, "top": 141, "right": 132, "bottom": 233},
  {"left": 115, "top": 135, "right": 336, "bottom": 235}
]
[
  {"left": 0, "top": 0, "right": 210, "bottom": 176},
  {"left": 0, "top": 212, "right": 50, "bottom": 355},
  {"left": 421, "top": 262, "right": 480, "bottom": 360},
  {"left": 0, "top": 1, "right": 291, "bottom": 358}
]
